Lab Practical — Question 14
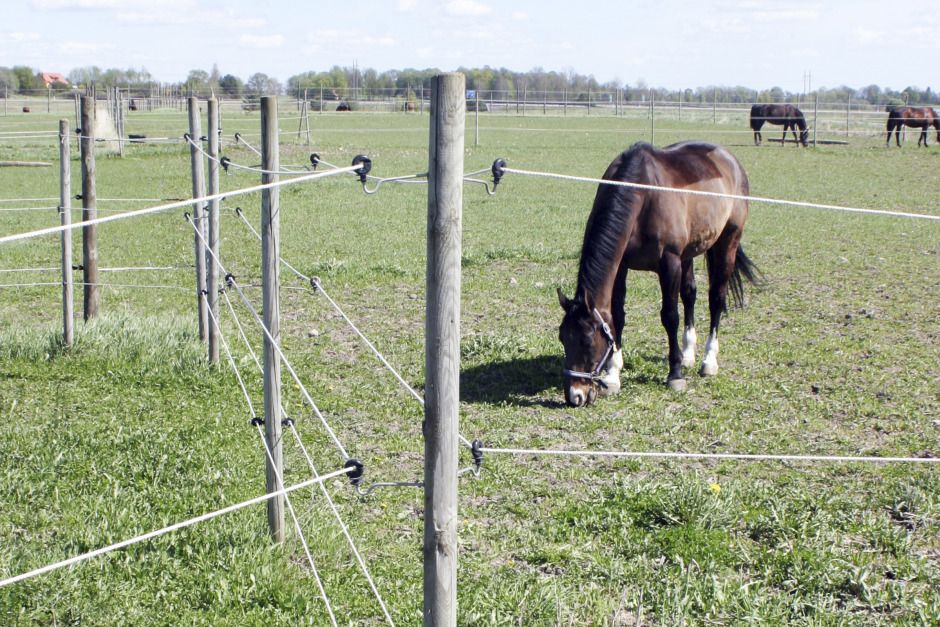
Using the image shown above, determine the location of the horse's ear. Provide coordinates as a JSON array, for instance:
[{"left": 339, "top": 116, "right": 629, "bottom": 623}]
[
  {"left": 557, "top": 287, "right": 572, "bottom": 311},
  {"left": 582, "top": 289, "right": 595, "bottom": 313}
]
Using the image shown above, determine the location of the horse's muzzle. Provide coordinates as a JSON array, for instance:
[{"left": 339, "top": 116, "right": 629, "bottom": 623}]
[{"left": 564, "top": 380, "right": 597, "bottom": 407}]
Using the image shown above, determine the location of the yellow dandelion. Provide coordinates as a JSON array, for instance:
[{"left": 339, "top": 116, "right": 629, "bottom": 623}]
[
  {"left": 710, "top": 483, "right": 721, "bottom": 495},
  {"left": 381, "top": 503, "right": 388, "bottom": 509}
]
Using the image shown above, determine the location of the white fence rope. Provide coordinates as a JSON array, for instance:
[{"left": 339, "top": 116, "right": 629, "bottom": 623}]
[
  {"left": 480, "top": 447, "right": 940, "bottom": 465},
  {"left": 0, "top": 466, "right": 353, "bottom": 589},
  {"left": 502, "top": 166, "right": 940, "bottom": 221},
  {"left": 0, "top": 163, "right": 365, "bottom": 246},
  {"left": 213, "top": 289, "right": 395, "bottom": 626}
]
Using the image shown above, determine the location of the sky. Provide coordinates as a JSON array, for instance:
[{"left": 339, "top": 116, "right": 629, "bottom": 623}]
[{"left": 1, "top": 0, "right": 938, "bottom": 93}]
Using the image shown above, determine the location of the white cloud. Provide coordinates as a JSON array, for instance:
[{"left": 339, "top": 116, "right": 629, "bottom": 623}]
[
  {"left": 0, "top": 32, "right": 41, "bottom": 43},
  {"left": 395, "top": 0, "right": 421, "bottom": 11},
  {"left": 32, "top": 0, "right": 186, "bottom": 9},
  {"left": 240, "top": 34, "right": 285, "bottom": 49},
  {"left": 511, "top": 11, "right": 529, "bottom": 21},
  {"left": 56, "top": 41, "right": 116, "bottom": 54},
  {"left": 445, "top": 0, "right": 491, "bottom": 17}
]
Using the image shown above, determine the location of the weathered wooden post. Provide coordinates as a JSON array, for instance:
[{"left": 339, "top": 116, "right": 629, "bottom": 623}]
[
  {"left": 187, "top": 97, "right": 209, "bottom": 342},
  {"left": 564, "top": 87, "right": 567, "bottom": 117},
  {"left": 79, "top": 95, "right": 99, "bottom": 321},
  {"left": 846, "top": 96, "right": 851, "bottom": 139},
  {"left": 813, "top": 94, "right": 818, "bottom": 147},
  {"left": 424, "top": 71, "right": 463, "bottom": 627},
  {"left": 260, "top": 95, "right": 285, "bottom": 543},
  {"left": 650, "top": 91, "right": 655, "bottom": 145},
  {"left": 59, "top": 120, "right": 74, "bottom": 346},
  {"left": 207, "top": 98, "right": 221, "bottom": 365},
  {"left": 474, "top": 90, "right": 480, "bottom": 146}
]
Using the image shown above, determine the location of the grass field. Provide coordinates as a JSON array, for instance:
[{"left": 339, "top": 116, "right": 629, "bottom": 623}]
[{"left": 1, "top": 104, "right": 939, "bottom": 625}]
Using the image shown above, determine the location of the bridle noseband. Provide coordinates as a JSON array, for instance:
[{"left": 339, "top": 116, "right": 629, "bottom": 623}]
[{"left": 563, "top": 308, "right": 616, "bottom": 389}]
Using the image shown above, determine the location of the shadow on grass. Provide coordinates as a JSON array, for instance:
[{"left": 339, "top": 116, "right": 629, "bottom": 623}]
[
  {"left": 460, "top": 350, "right": 671, "bottom": 408},
  {"left": 461, "top": 354, "right": 564, "bottom": 408}
]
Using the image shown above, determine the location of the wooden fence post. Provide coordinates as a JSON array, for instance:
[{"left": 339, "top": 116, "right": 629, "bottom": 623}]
[
  {"left": 207, "top": 98, "right": 221, "bottom": 365},
  {"left": 187, "top": 97, "right": 209, "bottom": 342},
  {"left": 260, "top": 95, "right": 285, "bottom": 543},
  {"left": 650, "top": 91, "right": 655, "bottom": 145},
  {"left": 813, "top": 94, "right": 818, "bottom": 147},
  {"left": 59, "top": 120, "right": 74, "bottom": 346},
  {"left": 424, "top": 71, "right": 463, "bottom": 627},
  {"left": 80, "top": 95, "right": 99, "bottom": 321}
]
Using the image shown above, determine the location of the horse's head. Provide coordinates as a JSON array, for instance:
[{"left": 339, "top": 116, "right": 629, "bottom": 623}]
[
  {"left": 799, "top": 127, "right": 809, "bottom": 147},
  {"left": 557, "top": 288, "right": 615, "bottom": 407}
]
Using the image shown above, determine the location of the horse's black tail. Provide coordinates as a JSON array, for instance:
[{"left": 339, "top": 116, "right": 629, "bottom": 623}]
[{"left": 728, "top": 244, "right": 762, "bottom": 308}]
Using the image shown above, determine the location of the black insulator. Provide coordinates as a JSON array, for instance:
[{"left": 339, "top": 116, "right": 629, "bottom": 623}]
[
  {"left": 491, "top": 158, "right": 507, "bottom": 190},
  {"left": 344, "top": 458, "right": 365, "bottom": 486},
  {"left": 250, "top": 416, "right": 265, "bottom": 427},
  {"left": 220, "top": 156, "right": 231, "bottom": 172},
  {"left": 351, "top": 155, "right": 371, "bottom": 183},
  {"left": 282, "top": 418, "right": 295, "bottom": 428},
  {"left": 472, "top": 440, "right": 484, "bottom": 469},
  {"left": 310, "top": 153, "right": 320, "bottom": 169},
  {"left": 225, "top": 273, "right": 235, "bottom": 287}
]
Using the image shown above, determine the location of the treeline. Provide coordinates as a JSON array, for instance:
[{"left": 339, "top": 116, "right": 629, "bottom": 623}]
[{"left": 2, "top": 63, "right": 937, "bottom": 107}]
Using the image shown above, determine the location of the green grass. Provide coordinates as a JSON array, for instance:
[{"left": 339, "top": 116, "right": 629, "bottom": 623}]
[{"left": 1, "top": 105, "right": 939, "bottom": 625}]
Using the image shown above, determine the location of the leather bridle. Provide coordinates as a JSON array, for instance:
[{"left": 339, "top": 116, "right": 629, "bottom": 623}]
[{"left": 562, "top": 308, "right": 616, "bottom": 389}]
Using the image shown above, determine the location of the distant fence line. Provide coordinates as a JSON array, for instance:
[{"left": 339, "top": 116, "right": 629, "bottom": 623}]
[{"left": 0, "top": 88, "right": 921, "bottom": 147}]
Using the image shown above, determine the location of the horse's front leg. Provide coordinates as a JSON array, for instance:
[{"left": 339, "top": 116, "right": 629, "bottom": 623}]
[
  {"left": 680, "top": 259, "right": 697, "bottom": 368},
  {"left": 598, "top": 266, "right": 628, "bottom": 396},
  {"left": 658, "top": 254, "right": 685, "bottom": 391}
]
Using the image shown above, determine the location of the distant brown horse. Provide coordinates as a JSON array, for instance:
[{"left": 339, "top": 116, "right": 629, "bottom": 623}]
[
  {"left": 557, "top": 141, "right": 760, "bottom": 406},
  {"left": 886, "top": 106, "right": 940, "bottom": 147},
  {"left": 750, "top": 104, "right": 808, "bottom": 147}
]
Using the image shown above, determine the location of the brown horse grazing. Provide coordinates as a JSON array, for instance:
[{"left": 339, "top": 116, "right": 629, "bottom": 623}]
[
  {"left": 557, "top": 141, "right": 761, "bottom": 406},
  {"left": 886, "top": 106, "right": 940, "bottom": 147},
  {"left": 750, "top": 104, "right": 808, "bottom": 147}
]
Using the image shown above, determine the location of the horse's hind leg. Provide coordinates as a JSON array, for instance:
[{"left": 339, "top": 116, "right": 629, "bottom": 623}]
[
  {"left": 680, "top": 259, "right": 697, "bottom": 368},
  {"left": 658, "top": 253, "right": 685, "bottom": 391},
  {"left": 702, "top": 235, "right": 740, "bottom": 377}
]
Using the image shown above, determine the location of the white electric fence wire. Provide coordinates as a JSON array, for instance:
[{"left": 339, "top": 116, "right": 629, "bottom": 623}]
[
  {"left": 187, "top": 217, "right": 351, "bottom": 462},
  {"left": 216, "top": 292, "right": 395, "bottom": 625},
  {"left": 479, "top": 447, "right": 940, "bottom": 465},
  {"left": 185, "top": 135, "right": 314, "bottom": 176},
  {"left": 0, "top": 206, "right": 59, "bottom": 212},
  {"left": 252, "top": 422, "right": 339, "bottom": 627},
  {"left": 286, "top": 422, "right": 398, "bottom": 626},
  {"left": 0, "top": 466, "right": 353, "bottom": 589},
  {"left": 502, "top": 166, "right": 940, "bottom": 221},
  {"left": 231, "top": 208, "right": 475, "bottom": 451},
  {"left": 235, "top": 134, "right": 263, "bottom": 158},
  {"left": 0, "top": 282, "right": 189, "bottom": 291},
  {"left": 207, "top": 301, "right": 259, "bottom": 416},
  {"left": 0, "top": 163, "right": 364, "bottom": 246},
  {"left": 232, "top": 209, "right": 422, "bottom": 406}
]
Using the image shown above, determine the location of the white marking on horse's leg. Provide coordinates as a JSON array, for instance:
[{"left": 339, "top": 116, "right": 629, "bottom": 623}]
[
  {"left": 700, "top": 330, "right": 719, "bottom": 376},
  {"left": 598, "top": 348, "right": 623, "bottom": 396},
  {"left": 681, "top": 326, "right": 697, "bottom": 368}
]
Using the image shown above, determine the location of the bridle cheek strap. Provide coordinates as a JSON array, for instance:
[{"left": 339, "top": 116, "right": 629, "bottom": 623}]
[{"left": 562, "top": 309, "right": 616, "bottom": 388}]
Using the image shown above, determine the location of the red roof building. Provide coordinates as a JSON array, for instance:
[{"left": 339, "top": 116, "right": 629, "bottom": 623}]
[{"left": 40, "top": 72, "right": 68, "bottom": 87}]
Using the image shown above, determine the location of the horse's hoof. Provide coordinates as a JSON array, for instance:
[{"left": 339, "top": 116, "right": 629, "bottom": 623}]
[
  {"left": 700, "top": 363, "right": 718, "bottom": 377},
  {"left": 667, "top": 378, "right": 687, "bottom": 392}
]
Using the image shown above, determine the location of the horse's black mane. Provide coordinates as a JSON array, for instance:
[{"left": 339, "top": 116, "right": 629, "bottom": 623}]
[{"left": 575, "top": 143, "right": 651, "bottom": 301}]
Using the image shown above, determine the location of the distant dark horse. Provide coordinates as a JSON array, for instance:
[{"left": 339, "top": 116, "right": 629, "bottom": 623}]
[
  {"left": 886, "top": 106, "right": 940, "bottom": 147},
  {"left": 750, "top": 104, "right": 809, "bottom": 147},
  {"left": 557, "top": 141, "right": 760, "bottom": 406}
]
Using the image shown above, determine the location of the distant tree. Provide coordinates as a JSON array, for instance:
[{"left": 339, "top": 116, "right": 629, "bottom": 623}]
[
  {"left": 185, "top": 69, "right": 210, "bottom": 95},
  {"left": 246, "top": 72, "right": 280, "bottom": 96},
  {"left": 12, "top": 66, "right": 41, "bottom": 92},
  {"left": 0, "top": 67, "right": 19, "bottom": 94},
  {"left": 218, "top": 74, "right": 244, "bottom": 99}
]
